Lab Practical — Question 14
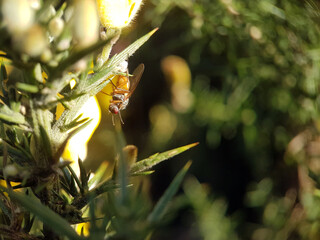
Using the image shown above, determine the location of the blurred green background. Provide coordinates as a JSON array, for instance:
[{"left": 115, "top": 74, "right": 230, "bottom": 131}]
[{"left": 87, "top": 0, "right": 320, "bottom": 239}]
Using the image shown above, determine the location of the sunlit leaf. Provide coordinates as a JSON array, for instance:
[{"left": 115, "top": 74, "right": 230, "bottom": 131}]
[
  {"left": 130, "top": 142, "right": 198, "bottom": 174},
  {"left": 0, "top": 104, "right": 26, "bottom": 125}
]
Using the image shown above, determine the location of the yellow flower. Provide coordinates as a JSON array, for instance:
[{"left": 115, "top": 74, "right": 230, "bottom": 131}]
[
  {"left": 56, "top": 96, "right": 101, "bottom": 171},
  {"left": 56, "top": 79, "right": 101, "bottom": 174},
  {"left": 96, "top": 0, "right": 143, "bottom": 28},
  {"left": 76, "top": 222, "right": 90, "bottom": 237},
  {"left": 73, "top": 0, "right": 99, "bottom": 48}
]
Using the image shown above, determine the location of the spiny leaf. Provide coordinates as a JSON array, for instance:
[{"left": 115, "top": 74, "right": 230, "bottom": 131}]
[
  {"left": 39, "top": 125, "right": 53, "bottom": 164},
  {"left": 147, "top": 161, "right": 192, "bottom": 223},
  {"left": 88, "top": 161, "right": 109, "bottom": 189},
  {"left": 131, "top": 170, "right": 155, "bottom": 177},
  {"left": 40, "top": 91, "right": 86, "bottom": 110},
  {"left": 72, "top": 180, "right": 120, "bottom": 209},
  {"left": 130, "top": 142, "right": 198, "bottom": 174},
  {"left": 53, "top": 29, "right": 158, "bottom": 134},
  {"left": 67, "top": 165, "right": 82, "bottom": 192},
  {"left": 79, "top": 158, "right": 89, "bottom": 193},
  {"left": 6, "top": 189, "right": 84, "bottom": 240},
  {"left": 0, "top": 104, "right": 26, "bottom": 125},
  {"left": 105, "top": 28, "right": 158, "bottom": 71},
  {"left": 62, "top": 167, "right": 78, "bottom": 197},
  {"left": 115, "top": 129, "right": 129, "bottom": 205},
  {"left": 0, "top": 141, "right": 30, "bottom": 163},
  {"left": 85, "top": 28, "right": 158, "bottom": 93},
  {"left": 60, "top": 115, "right": 90, "bottom": 132}
]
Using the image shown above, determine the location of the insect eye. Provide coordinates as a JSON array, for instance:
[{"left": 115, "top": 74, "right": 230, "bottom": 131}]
[{"left": 109, "top": 104, "right": 119, "bottom": 114}]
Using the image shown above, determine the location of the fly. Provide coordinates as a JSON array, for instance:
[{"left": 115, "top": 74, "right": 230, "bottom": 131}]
[{"left": 108, "top": 63, "right": 145, "bottom": 125}]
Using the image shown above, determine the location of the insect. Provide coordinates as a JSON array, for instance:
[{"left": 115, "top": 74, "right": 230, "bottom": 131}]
[{"left": 108, "top": 63, "right": 145, "bottom": 125}]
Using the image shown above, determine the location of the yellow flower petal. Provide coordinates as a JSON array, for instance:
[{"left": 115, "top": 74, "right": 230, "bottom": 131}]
[
  {"left": 57, "top": 96, "right": 101, "bottom": 173},
  {"left": 96, "top": 0, "right": 143, "bottom": 28},
  {"left": 76, "top": 222, "right": 90, "bottom": 237}
]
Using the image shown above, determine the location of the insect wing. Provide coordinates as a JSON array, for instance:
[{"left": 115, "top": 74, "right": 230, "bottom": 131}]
[{"left": 127, "top": 64, "right": 145, "bottom": 98}]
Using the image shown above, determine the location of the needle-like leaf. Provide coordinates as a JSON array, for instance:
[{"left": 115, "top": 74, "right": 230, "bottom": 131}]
[
  {"left": 130, "top": 142, "right": 198, "bottom": 174},
  {"left": 147, "top": 161, "right": 192, "bottom": 223}
]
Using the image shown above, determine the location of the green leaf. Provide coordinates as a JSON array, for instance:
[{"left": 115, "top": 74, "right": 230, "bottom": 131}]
[
  {"left": 60, "top": 115, "right": 89, "bottom": 132},
  {"left": 6, "top": 189, "right": 84, "bottom": 240},
  {"left": 61, "top": 167, "right": 78, "bottom": 197},
  {"left": 16, "top": 82, "right": 39, "bottom": 93},
  {"left": 67, "top": 165, "right": 82, "bottom": 192},
  {"left": 130, "top": 142, "right": 198, "bottom": 174},
  {"left": 105, "top": 28, "right": 158, "bottom": 71},
  {"left": 79, "top": 158, "right": 89, "bottom": 194},
  {"left": 131, "top": 170, "right": 155, "bottom": 176},
  {"left": 0, "top": 104, "right": 26, "bottom": 125},
  {"left": 147, "top": 161, "right": 192, "bottom": 223},
  {"left": 72, "top": 180, "right": 119, "bottom": 209},
  {"left": 88, "top": 161, "right": 109, "bottom": 189},
  {"left": 116, "top": 130, "right": 128, "bottom": 204},
  {"left": 84, "top": 28, "right": 158, "bottom": 94},
  {"left": 41, "top": 91, "right": 86, "bottom": 110},
  {"left": 0, "top": 141, "right": 30, "bottom": 163},
  {"left": 0, "top": 63, "right": 7, "bottom": 94},
  {"left": 39, "top": 125, "right": 53, "bottom": 164}
]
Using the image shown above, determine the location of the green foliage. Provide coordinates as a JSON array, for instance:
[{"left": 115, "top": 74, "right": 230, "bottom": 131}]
[
  {"left": 143, "top": 0, "right": 320, "bottom": 175},
  {"left": 125, "top": 0, "right": 320, "bottom": 239}
]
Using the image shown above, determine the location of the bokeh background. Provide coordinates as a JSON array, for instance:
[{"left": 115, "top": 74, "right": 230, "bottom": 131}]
[{"left": 87, "top": 0, "right": 320, "bottom": 239}]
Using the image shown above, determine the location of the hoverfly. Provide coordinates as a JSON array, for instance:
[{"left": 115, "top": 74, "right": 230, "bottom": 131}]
[{"left": 108, "top": 63, "right": 145, "bottom": 125}]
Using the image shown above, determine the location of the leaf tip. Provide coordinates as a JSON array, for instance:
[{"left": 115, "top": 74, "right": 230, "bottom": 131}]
[
  {"left": 186, "top": 142, "right": 199, "bottom": 149},
  {"left": 184, "top": 160, "right": 192, "bottom": 171},
  {"left": 148, "top": 28, "right": 159, "bottom": 37}
]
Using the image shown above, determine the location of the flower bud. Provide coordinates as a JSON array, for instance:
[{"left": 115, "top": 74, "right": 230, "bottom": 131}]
[
  {"left": 38, "top": 5, "right": 56, "bottom": 23},
  {"left": 3, "top": 164, "right": 18, "bottom": 177},
  {"left": 40, "top": 48, "right": 53, "bottom": 63},
  {"left": 1, "top": 0, "right": 34, "bottom": 33},
  {"left": 49, "top": 17, "right": 65, "bottom": 38},
  {"left": 57, "top": 38, "right": 71, "bottom": 51},
  {"left": 73, "top": 0, "right": 99, "bottom": 48},
  {"left": 97, "top": 0, "right": 143, "bottom": 29},
  {"left": 21, "top": 25, "right": 48, "bottom": 57},
  {"left": 28, "top": 0, "right": 41, "bottom": 10}
]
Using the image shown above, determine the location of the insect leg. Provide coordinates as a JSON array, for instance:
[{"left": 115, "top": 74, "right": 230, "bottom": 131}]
[
  {"left": 118, "top": 111, "right": 124, "bottom": 124},
  {"left": 100, "top": 91, "right": 111, "bottom": 96},
  {"left": 112, "top": 114, "right": 115, "bottom": 126}
]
